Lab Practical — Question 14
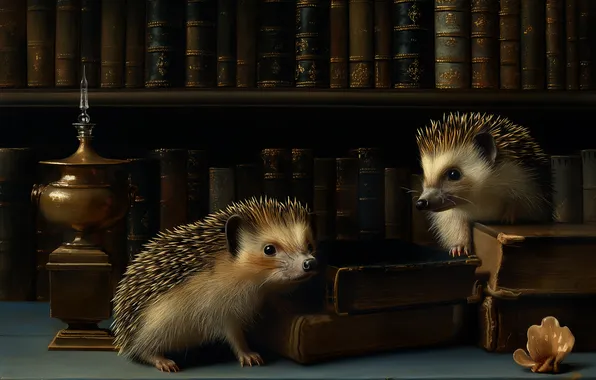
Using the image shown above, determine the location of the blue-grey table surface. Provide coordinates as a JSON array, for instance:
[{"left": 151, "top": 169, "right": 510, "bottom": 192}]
[{"left": 0, "top": 302, "right": 594, "bottom": 380}]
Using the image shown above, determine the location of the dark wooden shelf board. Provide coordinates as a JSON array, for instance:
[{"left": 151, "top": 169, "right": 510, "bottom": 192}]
[{"left": 0, "top": 88, "right": 594, "bottom": 108}]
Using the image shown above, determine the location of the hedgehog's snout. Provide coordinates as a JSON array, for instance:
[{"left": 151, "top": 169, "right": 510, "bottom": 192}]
[
  {"left": 417, "top": 188, "right": 455, "bottom": 213},
  {"left": 302, "top": 257, "right": 317, "bottom": 272}
]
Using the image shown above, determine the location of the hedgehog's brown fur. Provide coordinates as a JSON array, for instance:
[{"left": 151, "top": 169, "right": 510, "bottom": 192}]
[{"left": 111, "top": 196, "right": 314, "bottom": 371}]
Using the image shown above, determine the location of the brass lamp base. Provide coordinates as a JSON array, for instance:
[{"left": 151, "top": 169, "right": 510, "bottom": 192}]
[{"left": 48, "top": 326, "right": 117, "bottom": 351}]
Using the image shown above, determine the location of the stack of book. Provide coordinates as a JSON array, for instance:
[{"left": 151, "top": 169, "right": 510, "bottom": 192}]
[{"left": 253, "top": 239, "right": 481, "bottom": 364}]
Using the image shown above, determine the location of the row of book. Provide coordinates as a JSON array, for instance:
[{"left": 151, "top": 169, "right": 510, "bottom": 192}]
[{"left": 1, "top": 0, "right": 594, "bottom": 90}]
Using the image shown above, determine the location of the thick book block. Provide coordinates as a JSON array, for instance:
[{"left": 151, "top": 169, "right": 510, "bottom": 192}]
[
  {"left": 498, "top": 0, "right": 520, "bottom": 89},
  {"left": 581, "top": 149, "right": 596, "bottom": 223},
  {"left": 0, "top": 0, "right": 26, "bottom": 88},
  {"left": 261, "top": 148, "right": 292, "bottom": 201},
  {"left": 150, "top": 149, "right": 188, "bottom": 231},
  {"left": 566, "top": 0, "right": 579, "bottom": 89},
  {"left": 55, "top": 0, "right": 80, "bottom": 87},
  {"left": 313, "top": 158, "right": 336, "bottom": 241},
  {"left": 80, "top": 0, "right": 101, "bottom": 87},
  {"left": 187, "top": 150, "right": 209, "bottom": 222},
  {"left": 348, "top": 0, "right": 374, "bottom": 88},
  {"left": 185, "top": 0, "right": 217, "bottom": 87},
  {"left": 321, "top": 239, "right": 481, "bottom": 315},
  {"left": 578, "top": 0, "right": 593, "bottom": 90},
  {"left": 216, "top": 0, "right": 236, "bottom": 87},
  {"left": 100, "top": 0, "right": 125, "bottom": 88},
  {"left": 473, "top": 223, "right": 596, "bottom": 296},
  {"left": 335, "top": 157, "right": 358, "bottom": 240},
  {"left": 330, "top": 0, "right": 348, "bottom": 88},
  {"left": 434, "top": 0, "right": 470, "bottom": 89},
  {"left": 551, "top": 155, "right": 583, "bottom": 223},
  {"left": 470, "top": 0, "right": 498, "bottom": 89},
  {"left": 208, "top": 167, "right": 235, "bottom": 213},
  {"left": 373, "top": 0, "right": 391, "bottom": 88},
  {"left": 350, "top": 148, "right": 384, "bottom": 240},
  {"left": 26, "top": 0, "right": 55, "bottom": 87},
  {"left": 546, "top": 0, "right": 565, "bottom": 90},
  {"left": 236, "top": 0, "right": 257, "bottom": 87},
  {"left": 291, "top": 149, "right": 314, "bottom": 209},
  {"left": 125, "top": 0, "right": 146, "bottom": 88},
  {"left": 520, "top": 0, "right": 546, "bottom": 90},
  {"left": 295, "top": 0, "right": 330, "bottom": 88}
]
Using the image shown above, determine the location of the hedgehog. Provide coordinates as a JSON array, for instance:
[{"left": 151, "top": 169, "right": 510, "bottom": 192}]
[
  {"left": 111, "top": 197, "right": 318, "bottom": 372},
  {"left": 414, "top": 112, "right": 552, "bottom": 256}
]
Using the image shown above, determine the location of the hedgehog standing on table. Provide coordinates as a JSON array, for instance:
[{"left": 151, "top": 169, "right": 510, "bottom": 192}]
[
  {"left": 415, "top": 112, "right": 552, "bottom": 256},
  {"left": 112, "top": 197, "right": 318, "bottom": 372}
]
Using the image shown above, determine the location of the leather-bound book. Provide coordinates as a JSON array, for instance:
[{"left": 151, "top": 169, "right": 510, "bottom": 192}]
[
  {"left": 235, "top": 163, "right": 262, "bottom": 201},
  {"left": 187, "top": 150, "right": 209, "bottom": 223},
  {"left": 392, "top": 0, "right": 433, "bottom": 89},
  {"left": 26, "top": 0, "right": 55, "bottom": 87},
  {"left": 471, "top": 0, "right": 498, "bottom": 89},
  {"left": 330, "top": 0, "right": 348, "bottom": 88},
  {"left": 150, "top": 149, "right": 188, "bottom": 231},
  {"left": 350, "top": 148, "right": 384, "bottom": 240},
  {"left": 374, "top": 0, "right": 391, "bottom": 88},
  {"left": 126, "top": 158, "right": 160, "bottom": 262},
  {"left": 581, "top": 150, "right": 596, "bottom": 224},
  {"left": 480, "top": 295, "right": 596, "bottom": 352},
  {"left": 186, "top": 0, "right": 217, "bottom": 88},
  {"left": 125, "top": 0, "right": 146, "bottom": 88},
  {"left": 520, "top": 0, "right": 545, "bottom": 90},
  {"left": 0, "top": 148, "right": 38, "bottom": 301},
  {"left": 257, "top": 0, "right": 294, "bottom": 87},
  {"left": 551, "top": 155, "right": 582, "bottom": 223},
  {"left": 100, "top": 0, "right": 125, "bottom": 88},
  {"left": 434, "top": 0, "right": 470, "bottom": 89},
  {"left": 0, "top": 0, "right": 26, "bottom": 88},
  {"left": 335, "top": 157, "right": 358, "bottom": 240},
  {"left": 546, "top": 0, "right": 564, "bottom": 90},
  {"left": 313, "top": 158, "right": 336, "bottom": 242},
  {"left": 261, "top": 148, "right": 292, "bottom": 201},
  {"left": 55, "top": 0, "right": 80, "bottom": 87},
  {"left": 384, "top": 167, "right": 410, "bottom": 240},
  {"left": 80, "top": 0, "right": 100, "bottom": 87},
  {"left": 216, "top": 0, "right": 236, "bottom": 87},
  {"left": 295, "top": 0, "right": 330, "bottom": 88},
  {"left": 348, "top": 0, "right": 374, "bottom": 88},
  {"left": 498, "top": 0, "right": 520, "bottom": 89},
  {"left": 578, "top": 0, "right": 593, "bottom": 89},
  {"left": 291, "top": 149, "right": 314, "bottom": 209},
  {"left": 146, "top": 0, "right": 184, "bottom": 88},
  {"left": 209, "top": 168, "right": 235, "bottom": 213},
  {"left": 566, "top": 0, "right": 579, "bottom": 89},
  {"left": 236, "top": 0, "right": 257, "bottom": 87}
]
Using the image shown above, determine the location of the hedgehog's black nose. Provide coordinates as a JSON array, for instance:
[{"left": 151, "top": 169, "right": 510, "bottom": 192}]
[
  {"left": 302, "top": 257, "right": 317, "bottom": 272},
  {"left": 415, "top": 199, "right": 429, "bottom": 210}
]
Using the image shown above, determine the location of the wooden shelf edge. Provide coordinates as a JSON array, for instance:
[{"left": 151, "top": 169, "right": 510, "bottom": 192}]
[{"left": 0, "top": 88, "right": 594, "bottom": 108}]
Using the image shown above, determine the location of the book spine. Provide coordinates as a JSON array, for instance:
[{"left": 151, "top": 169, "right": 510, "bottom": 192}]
[
  {"left": 80, "top": 0, "right": 100, "bottom": 87},
  {"left": 186, "top": 0, "right": 217, "bottom": 88},
  {"left": 351, "top": 148, "right": 384, "bottom": 240},
  {"left": 236, "top": 0, "right": 257, "bottom": 87},
  {"left": 125, "top": 0, "right": 146, "bottom": 88},
  {"left": 127, "top": 158, "right": 161, "bottom": 261},
  {"left": 187, "top": 150, "right": 209, "bottom": 223},
  {"left": 291, "top": 149, "right": 314, "bottom": 209},
  {"left": 520, "top": 0, "right": 546, "bottom": 90},
  {"left": 566, "top": 0, "right": 579, "bottom": 89},
  {"left": 261, "top": 148, "right": 292, "bottom": 201},
  {"left": 146, "top": 0, "right": 184, "bottom": 88},
  {"left": 330, "top": 0, "right": 348, "bottom": 88},
  {"left": 55, "top": 0, "right": 80, "bottom": 87},
  {"left": 150, "top": 148, "right": 188, "bottom": 231},
  {"left": 216, "top": 0, "right": 236, "bottom": 87},
  {"left": 0, "top": 0, "right": 26, "bottom": 88},
  {"left": 235, "top": 163, "right": 262, "bottom": 201},
  {"left": 546, "top": 0, "right": 564, "bottom": 90},
  {"left": 296, "top": 0, "right": 330, "bottom": 88},
  {"left": 257, "top": 0, "right": 295, "bottom": 88},
  {"left": 551, "top": 155, "right": 583, "bottom": 223},
  {"left": 471, "top": 0, "right": 498, "bottom": 89},
  {"left": 209, "top": 168, "right": 235, "bottom": 213},
  {"left": 434, "top": 0, "right": 470, "bottom": 89},
  {"left": 498, "top": 0, "right": 520, "bottom": 89},
  {"left": 335, "top": 157, "right": 358, "bottom": 240},
  {"left": 581, "top": 150, "right": 596, "bottom": 223},
  {"left": 349, "top": 0, "right": 374, "bottom": 88},
  {"left": 374, "top": 0, "right": 392, "bottom": 88},
  {"left": 313, "top": 158, "right": 336, "bottom": 241},
  {"left": 0, "top": 148, "right": 38, "bottom": 301},
  {"left": 392, "top": 0, "right": 433, "bottom": 89},
  {"left": 384, "top": 167, "right": 410, "bottom": 240},
  {"left": 100, "top": 0, "right": 125, "bottom": 88},
  {"left": 578, "top": 0, "right": 593, "bottom": 89},
  {"left": 26, "top": 0, "right": 55, "bottom": 87}
]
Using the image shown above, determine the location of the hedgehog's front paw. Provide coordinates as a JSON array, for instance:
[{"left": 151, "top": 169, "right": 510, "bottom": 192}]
[
  {"left": 154, "top": 357, "right": 179, "bottom": 373},
  {"left": 238, "top": 351, "right": 264, "bottom": 367},
  {"left": 449, "top": 245, "right": 469, "bottom": 257}
]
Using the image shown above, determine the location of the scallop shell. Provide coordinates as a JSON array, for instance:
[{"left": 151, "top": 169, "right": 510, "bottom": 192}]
[{"left": 513, "top": 316, "right": 575, "bottom": 373}]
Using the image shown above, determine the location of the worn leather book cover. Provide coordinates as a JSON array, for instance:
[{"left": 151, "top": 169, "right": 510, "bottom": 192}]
[
  {"left": 335, "top": 157, "right": 358, "bottom": 240},
  {"left": 551, "top": 155, "right": 583, "bottom": 223},
  {"left": 55, "top": 0, "right": 80, "bottom": 87},
  {"left": 0, "top": 0, "right": 26, "bottom": 88},
  {"left": 330, "top": 0, "right": 348, "bottom": 88},
  {"left": 236, "top": 0, "right": 257, "bottom": 87},
  {"left": 471, "top": 0, "right": 498, "bottom": 89},
  {"left": 187, "top": 150, "right": 209, "bottom": 223},
  {"left": 498, "top": 0, "right": 520, "bottom": 89},
  {"left": 373, "top": 0, "right": 391, "bottom": 88},
  {"left": 255, "top": 300, "right": 475, "bottom": 364},
  {"left": 348, "top": 0, "right": 374, "bottom": 88},
  {"left": 546, "top": 0, "right": 564, "bottom": 90},
  {"left": 473, "top": 223, "right": 596, "bottom": 296},
  {"left": 216, "top": 0, "right": 236, "bottom": 87},
  {"left": 291, "top": 149, "right": 314, "bottom": 209},
  {"left": 100, "top": 0, "right": 125, "bottom": 88},
  {"left": 208, "top": 167, "right": 235, "bottom": 213},
  {"left": 322, "top": 239, "right": 481, "bottom": 315},
  {"left": 350, "top": 148, "right": 384, "bottom": 240},
  {"left": 578, "top": 0, "right": 593, "bottom": 89},
  {"left": 185, "top": 0, "right": 217, "bottom": 87},
  {"left": 581, "top": 150, "right": 596, "bottom": 223},
  {"left": 150, "top": 149, "right": 188, "bottom": 231},
  {"left": 520, "top": 0, "right": 545, "bottom": 90},
  {"left": 257, "top": 0, "right": 294, "bottom": 88},
  {"left": 296, "top": 0, "right": 329, "bottom": 88},
  {"left": 26, "top": 0, "right": 55, "bottom": 87},
  {"left": 124, "top": 0, "right": 146, "bottom": 88},
  {"left": 313, "top": 158, "right": 336, "bottom": 242},
  {"left": 261, "top": 148, "right": 292, "bottom": 201},
  {"left": 80, "top": 0, "right": 100, "bottom": 87},
  {"left": 434, "top": 0, "right": 470, "bottom": 89},
  {"left": 566, "top": 0, "right": 579, "bottom": 89},
  {"left": 479, "top": 294, "right": 596, "bottom": 352}
]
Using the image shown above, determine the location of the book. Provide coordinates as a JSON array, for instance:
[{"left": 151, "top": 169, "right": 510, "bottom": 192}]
[
  {"left": 100, "top": 0, "right": 125, "bottom": 88},
  {"left": 0, "top": 0, "right": 26, "bottom": 88},
  {"left": 434, "top": 0, "right": 470, "bottom": 89},
  {"left": 295, "top": 0, "right": 330, "bottom": 88},
  {"left": 257, "top": 0, "right": 294, "bottom": 88},
  {"left": 80, "top": 0, "right": 100, "bottom": 87},
  {"left": 551, "top": 155, "right": 583, "bottom": 223},
  {"left": 208, "top": 167, "right": 235, "bottom": 213},
  {"left": 335, "top": 157, "right": 358, "bottom": 240},
  {"left": 150, "top": 149, "right": 188, "bottom": 231},
  {"left": 313, "top": 158, "right": 336, "bottom": 241},
  {"left": 55, "top": 0, "right": 80, "bottom": 87},
  {"left": 520, "top": 0, "right": 546, "bottom": 90},
  {"left": 348, "top": 0, "right": 374, "bottom": 88},
  {"left": 216, "top": 0, "right": 236, "bottom": 87},
  {"left": 581, "top": 149, "right": 596, "bottom": 223},
  {"left": 235, "top": 163, "right": 262, "bottom": 201},
  {"left": 578, "top": 0, "right": 593, "bottom": 89},
  {"left": 291, "top": 149, "right": 314, "bottom": 208},
  {"left": 124, "top": 0, "right": 146, "bottom": 88},
  {"left": 235, "top": 0, "right": 256, "bottom": 87},
  {"left": 373, "top": 0, "right": 391, "bottom": 88},
  {"left": 470, "top": 0, "right": 498, "bottom": 89},
  {"left": 566, "top": 0, "right": 579, "bottom": 89},
  {"left": 185, "top": 0, "right": 217, "bottom": 88},
  {"left": 329, "top": 0, "right": 348, "bottom": 88},
  {"left": 261, "top": 148, "right": 292, "bottom": 201},
  {"left": 546, "top": 0, "right": 565, "bottom": 90},
  {"left": 26, "top": 0, "right": 55, "bottom": 87},
  {"left": 498, "top": 0, "right": 520, "bottom": 89}
]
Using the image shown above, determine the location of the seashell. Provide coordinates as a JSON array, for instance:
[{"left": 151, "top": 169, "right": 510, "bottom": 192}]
[{"left": 513, "top": 316, "right": 575, "bottom": 373}]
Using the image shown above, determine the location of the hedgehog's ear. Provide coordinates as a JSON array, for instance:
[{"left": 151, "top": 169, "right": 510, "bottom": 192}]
[
  {"left": 225, "top": 214, "right": 243, "bottom": 256},
  {"left": 474, "top": 132, "right": 497, "bottom": 165}
]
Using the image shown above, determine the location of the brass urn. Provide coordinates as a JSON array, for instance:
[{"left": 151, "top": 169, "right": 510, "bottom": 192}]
[{"left": 31, "top": 70, "right": 131, "bottom": 351}]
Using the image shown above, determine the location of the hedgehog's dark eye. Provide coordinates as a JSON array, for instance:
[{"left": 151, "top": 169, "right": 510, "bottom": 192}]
[
  {"left": 263, "top": 245, "right": 276, "bottom": 256},
  {"left": 446, "top": 168, "right": 461, "bottom": 181},
  {"left": 307, "top": 243, "right": 314, "bottom": 252}
]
